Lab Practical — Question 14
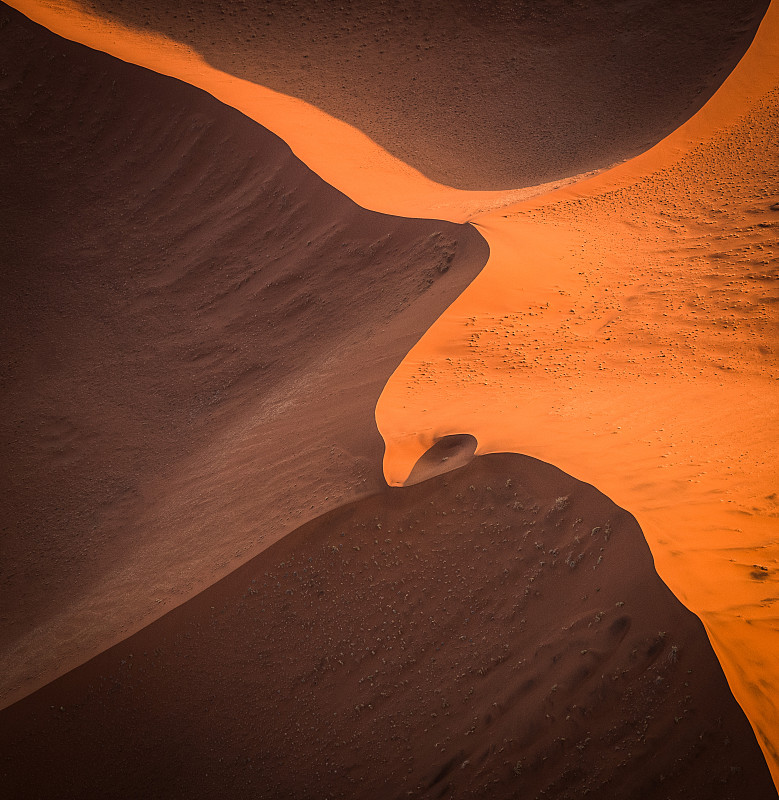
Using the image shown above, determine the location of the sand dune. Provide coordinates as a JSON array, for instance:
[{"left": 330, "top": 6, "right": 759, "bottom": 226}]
[
  {"left": 2, "top": 455, "right": 775, "bottom": 798},
  {"left": 378, "top": 4, "right": 779, "bottom": 779},
  {"left": 3, "top": 0, "right": 778, "bottom": 794},
  {"left": 78, "top": 0, "right": 769, "bottom": 190},
  {"left": 0, "top": 2, "right": 486, "bottom": 707},
  {"left": 5, "top": 0, "right": 769, "bottom": 219}
]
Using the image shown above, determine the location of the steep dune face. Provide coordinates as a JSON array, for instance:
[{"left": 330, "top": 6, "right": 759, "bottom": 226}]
[
  {"left": 81, "top": 0, "right": 769, "bottom": 191},
  {"left": 0, "top": 3, "right": 488, "bottom": 707},
  {"left": 1, "top": 455, "right": 775, "bottom": 799}
]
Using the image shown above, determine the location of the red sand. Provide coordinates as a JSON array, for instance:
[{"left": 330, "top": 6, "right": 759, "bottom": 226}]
[
  {"left": 378, "top": 5, "right": 779, "bottom": 779},
  {"left": 0, "top": 3, "right": 486, "bottom": 708},
  {"left": 2, "top": 0, "right": 778, "bottom": 794},
  {"left": 79, "top": 0, "right": 770, "bottom": 190},
  {"left": 2, "top": 455, "right": 776, "bottom": 798},
  {"left": 5, "top": 0, "right": 768, "bottom": 218}
]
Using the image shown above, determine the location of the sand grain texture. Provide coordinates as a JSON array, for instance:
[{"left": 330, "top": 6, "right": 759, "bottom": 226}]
[
  {"left": 2, "top": 0, "right": 778, "bottom": 793},
  {"left": 1, "top": 455, "right": 775, "bottom": 799},
  {"left": 377, "top": 4, "right": 779, "bottom": 779},
  {"left": 81, "top": 0, "right": 769, "bottom": 191},
  {"left": 0, "top": 2, "right": 487, "bottom": 707}
]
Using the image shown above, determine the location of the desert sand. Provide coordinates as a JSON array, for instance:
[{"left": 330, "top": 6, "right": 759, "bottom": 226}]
[
  {"left": 2, "top": 0, "right": 769, "bottom": 218},
  {"left": 64, "top": 0, "right": 772, "bottom": 190},
  {"left": 0, "top": 2, "right": 487, "bottom": 708},
  {"left": 2, "top": 0, "right": 778, "bottom": 796},
  {"left": 2, "top": 456, "right": 776, "bottom": 798},
  {"left": 378, "top": 5, "right": 779, "bottom": 781}
]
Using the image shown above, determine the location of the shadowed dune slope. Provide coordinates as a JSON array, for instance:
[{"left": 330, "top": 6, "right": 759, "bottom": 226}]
[
  {"left": 1, "top": 455, "right": 775, "bottom": 800},
  {"left": 83, "top": 0, "right": 769, "bottom": 190},
  {"left": 0, "top": 3, "right": 488, "bottom": 707}
]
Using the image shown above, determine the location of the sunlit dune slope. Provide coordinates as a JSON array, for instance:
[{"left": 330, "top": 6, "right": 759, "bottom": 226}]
[
  {"left": 0, "top": 3, "right": 487, "bottom": 708},
  {"left": 378, "top": 4, "right": 779, "bottom": 782},
  {"left": 2, "top": 455, "right": 775, "bottom": 799},
  {"left": 80, "top": 0, "right": 768, "bottom": 190}
]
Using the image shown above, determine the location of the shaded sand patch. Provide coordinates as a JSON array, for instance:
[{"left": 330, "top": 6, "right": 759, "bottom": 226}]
[
  {"left": 0, "top": 3, "right": 487, "bottom": 707},
  {"left": 14, "top": 0, "right": 766, "bottom": 219},
  {"left": 4, "top": 0, "right": 541, "bottom": 220},
  {"left": 404, "top": 433, "right": 478, "bottom": 486},
  {"left": 75, "top": 0, "right": 769, "bottom": 190},
  {"left": 1, "top": 455, "right": 775, "bottom": 799}
]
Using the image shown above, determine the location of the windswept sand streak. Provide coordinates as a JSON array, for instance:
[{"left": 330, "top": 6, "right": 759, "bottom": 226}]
[{"left": 0, "top": 2, "right": 488, "bottom": 713}]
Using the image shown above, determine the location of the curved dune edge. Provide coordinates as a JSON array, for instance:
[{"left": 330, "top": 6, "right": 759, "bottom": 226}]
[
  {"left": 6, "top": 0, "right": 777, "bottom": 224},
  {"left": 0, "top": 3, "right": 489, "bottom": 713},
  {"left": 378, "top": 2, "right": 779, "bottom": 783},
  {"left": 6, "top": 0, "right": 582, "bottom": 222},
  {"left": 7, "top": 0, "right": 778, "bottom": 786},
  {"left": 60, "top": 0, "right": 771, "bottom": 192}
]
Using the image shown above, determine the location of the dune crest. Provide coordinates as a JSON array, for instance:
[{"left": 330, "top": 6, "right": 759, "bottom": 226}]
[
  {"left": 0, "top": 2, "right": 487, "bottom": 709},
  {"left": 2, "top": 455, "right": 776, "bottom": 798},
  {"left": 6, "top": 1, "right": 774, "bottom": 219},
  {"left": 26, "top": 0, "right": 774, "bottom": 191},
  {"left": 5, "top": 0, "right": 542, "bottom": 219}
]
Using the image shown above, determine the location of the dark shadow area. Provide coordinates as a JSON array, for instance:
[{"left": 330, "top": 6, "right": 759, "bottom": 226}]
[
  {"left": 405, "top": 433, "right": 478, "bottom": 485},
  {"left": 2, "top": 454, "right": 775, "bottom": 799},
  {"left": 85, "top": 0, "right": 770, "bottom": 189},
  {"left": 0, "top": 2, "right": 488, "bottom": 706}
]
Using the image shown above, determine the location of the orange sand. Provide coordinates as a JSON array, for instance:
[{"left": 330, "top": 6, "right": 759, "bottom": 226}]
[
  {"left": 4, "top": 0, "right": 592, "bottom": 221},
  {"left": 377, "top": 8, "right": 779, "bottom": 780},
  {"left": 8, "top": 0, "right": 779, "bottom": 786}
]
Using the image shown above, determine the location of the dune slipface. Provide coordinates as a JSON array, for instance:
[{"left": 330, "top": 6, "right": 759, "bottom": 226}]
[
  {"left": 0, "top": 455, "right": 775, "bottom": 799},
  {"left": 78, "top": 0, "right": 769, "bottom": 190},
  {"left": 0, "top": 3, "right": 488, "bottom": 707},
  {"left": 378, "top": 3, "right": 779, "bottom": 779}
]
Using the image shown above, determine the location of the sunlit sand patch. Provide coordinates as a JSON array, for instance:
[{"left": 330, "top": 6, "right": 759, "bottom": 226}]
[
  {"left": 7, "top": 0, "right": 779, "bottom": 786},
  {"left": 378, "top": 8, "right": 779, "bottom": 779}
]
